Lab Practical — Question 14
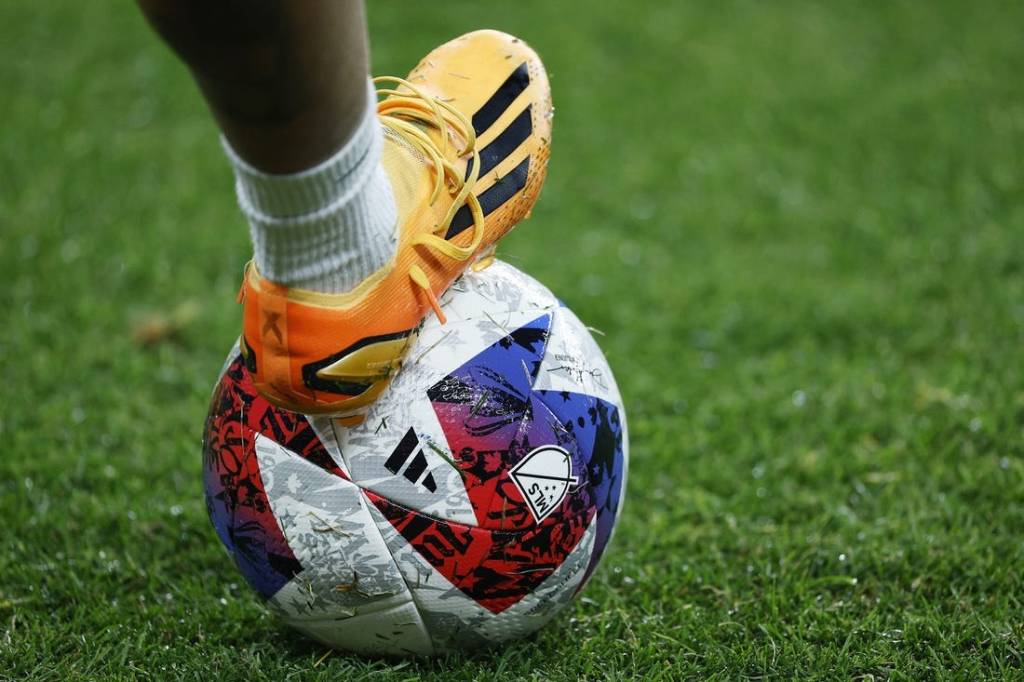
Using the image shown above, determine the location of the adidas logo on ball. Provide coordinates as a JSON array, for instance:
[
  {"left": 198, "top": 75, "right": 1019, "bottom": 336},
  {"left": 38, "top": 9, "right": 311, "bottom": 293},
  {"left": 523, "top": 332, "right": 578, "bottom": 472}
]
[{"left": 383, "top": 427, "right": 438, "bottom": 493}]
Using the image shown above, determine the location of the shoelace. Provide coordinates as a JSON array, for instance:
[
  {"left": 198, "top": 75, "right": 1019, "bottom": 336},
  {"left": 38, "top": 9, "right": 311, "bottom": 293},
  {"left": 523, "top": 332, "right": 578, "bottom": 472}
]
[{"left": 374, "top": 76, "right": 486, "bottom": 325}]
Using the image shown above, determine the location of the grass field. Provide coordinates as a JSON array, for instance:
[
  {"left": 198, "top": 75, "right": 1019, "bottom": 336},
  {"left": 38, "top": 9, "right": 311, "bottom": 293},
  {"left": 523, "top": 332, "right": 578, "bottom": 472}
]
[{"left": 3, "top": 0, "right": 1024, "bottom": 679}]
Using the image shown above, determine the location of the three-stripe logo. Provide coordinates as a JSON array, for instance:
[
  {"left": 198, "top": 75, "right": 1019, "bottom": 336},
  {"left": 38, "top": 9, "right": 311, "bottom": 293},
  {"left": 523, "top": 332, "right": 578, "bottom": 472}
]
[
  {"left": 445, "top": 62, "right": 536, "bottom": 240},
  {"left": 383, "top": 427, "right": 438, "bottom": 493}
]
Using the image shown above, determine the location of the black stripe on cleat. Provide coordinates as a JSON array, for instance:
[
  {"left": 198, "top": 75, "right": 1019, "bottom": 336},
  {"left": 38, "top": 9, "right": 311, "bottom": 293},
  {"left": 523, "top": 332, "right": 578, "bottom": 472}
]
[
  {"left": 472, "top": 62, "right": 530, "bottom": 135},
  {"left": 465, "top": 105, "right": 532, "bottom": 180},
  {"left": 446, "top": 156, "right": 531, "bottom": 240}
]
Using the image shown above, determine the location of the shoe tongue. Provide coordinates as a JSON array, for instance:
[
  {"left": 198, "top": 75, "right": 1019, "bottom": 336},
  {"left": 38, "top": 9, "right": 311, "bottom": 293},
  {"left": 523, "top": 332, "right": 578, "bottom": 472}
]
[
  {"left": 380, "top": 129, "right": 429, "bottom": 212},
  {"left": 380, "top": 127, "right": 463, "bottom": 229}
]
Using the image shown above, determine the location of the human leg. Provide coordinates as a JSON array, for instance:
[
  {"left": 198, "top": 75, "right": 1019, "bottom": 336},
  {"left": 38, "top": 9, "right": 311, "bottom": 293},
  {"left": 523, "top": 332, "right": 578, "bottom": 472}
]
[
  {"left": 138, "top": 0, "right": 397, "bottom": 294},
  {"left": 138, "top": 4, "right": 553, "bottom": 416},
  {"left": 137, "top": 0, "right": 370, "bottom": 173}
]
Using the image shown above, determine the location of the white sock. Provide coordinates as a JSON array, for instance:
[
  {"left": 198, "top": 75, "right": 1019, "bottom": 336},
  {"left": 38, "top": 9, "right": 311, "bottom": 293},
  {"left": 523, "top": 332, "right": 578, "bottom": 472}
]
[{"left": 223, "top": 79, "right": 398, "bottom": 294}]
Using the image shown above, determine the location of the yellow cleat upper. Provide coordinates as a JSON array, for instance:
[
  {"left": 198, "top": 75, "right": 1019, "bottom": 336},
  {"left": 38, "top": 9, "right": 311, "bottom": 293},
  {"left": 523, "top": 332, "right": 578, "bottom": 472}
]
[{"left": 239, "top": 30, "right": 552, "bottom": 416}]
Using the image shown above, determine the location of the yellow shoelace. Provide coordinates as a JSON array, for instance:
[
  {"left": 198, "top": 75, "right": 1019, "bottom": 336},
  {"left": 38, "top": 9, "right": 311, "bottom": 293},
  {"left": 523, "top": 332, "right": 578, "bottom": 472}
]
[{"left": 374, "top": 76, "right": 486, "bottom": 324}]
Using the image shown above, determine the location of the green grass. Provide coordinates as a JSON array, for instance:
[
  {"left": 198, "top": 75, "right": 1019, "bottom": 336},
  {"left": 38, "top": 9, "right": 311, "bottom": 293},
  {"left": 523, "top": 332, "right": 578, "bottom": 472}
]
[{"left": 3, "top": 0, "right": 1024, "bottom": 679}]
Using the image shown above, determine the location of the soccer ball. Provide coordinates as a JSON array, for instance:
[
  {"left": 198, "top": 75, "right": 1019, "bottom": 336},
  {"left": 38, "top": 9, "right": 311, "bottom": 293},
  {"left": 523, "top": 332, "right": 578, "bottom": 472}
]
[{"left": 202, "top": 261, "right": 628, "bottom": 655}]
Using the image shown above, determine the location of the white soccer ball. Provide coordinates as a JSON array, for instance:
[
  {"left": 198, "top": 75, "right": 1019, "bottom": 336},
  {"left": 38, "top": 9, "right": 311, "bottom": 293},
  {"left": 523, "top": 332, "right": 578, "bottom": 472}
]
[{"left": 203, "top": 260, "right": 628, "bottom": 655}]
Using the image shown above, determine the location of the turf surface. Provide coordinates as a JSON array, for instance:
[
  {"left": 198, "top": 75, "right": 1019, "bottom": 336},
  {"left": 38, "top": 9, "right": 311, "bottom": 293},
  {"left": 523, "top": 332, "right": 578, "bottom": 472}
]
[{"left": 3, "top": 0, "right": 1024, "bottom": 679}]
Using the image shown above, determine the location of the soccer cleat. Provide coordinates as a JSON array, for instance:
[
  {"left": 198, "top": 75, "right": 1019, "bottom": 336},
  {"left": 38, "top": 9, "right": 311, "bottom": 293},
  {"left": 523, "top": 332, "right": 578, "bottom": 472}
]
[{"left": 239, "top": 30, "right": 552, "bottom": 416}]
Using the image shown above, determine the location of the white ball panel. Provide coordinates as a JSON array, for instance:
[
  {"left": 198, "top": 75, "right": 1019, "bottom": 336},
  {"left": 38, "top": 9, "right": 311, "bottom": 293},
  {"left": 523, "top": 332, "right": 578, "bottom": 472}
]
[
  {"left": 364, "top": 502, "right": 491, "bottom": 640},
  {"left": 291, "top": 598, "right": 434, "bottom": 657},
  {"left": 253, "top": 436, "right": 410, "bottom": 622},
  {"left": 534, "top": 306, "right": 625, "bottom": 409},
  {"left": 435, "top": 260, "right": 561, "bottom": 324},
  {"left": 364, "top": 501, "right": 598, "bottom": 651},
  {"left": 307, "top": 415, "right": 351, "bottom": 478}
]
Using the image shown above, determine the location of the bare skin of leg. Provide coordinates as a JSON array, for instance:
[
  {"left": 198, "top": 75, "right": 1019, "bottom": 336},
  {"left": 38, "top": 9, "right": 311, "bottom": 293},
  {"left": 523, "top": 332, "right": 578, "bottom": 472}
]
[{"left": 137, "top": 0, "right": 370, "bottom": 174}]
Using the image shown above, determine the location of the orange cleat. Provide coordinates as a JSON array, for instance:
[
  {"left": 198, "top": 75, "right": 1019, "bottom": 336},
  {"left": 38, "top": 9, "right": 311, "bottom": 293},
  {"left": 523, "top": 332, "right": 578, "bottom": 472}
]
[{"left": 238, "top": 30, "right": 552, "bottom": 416}]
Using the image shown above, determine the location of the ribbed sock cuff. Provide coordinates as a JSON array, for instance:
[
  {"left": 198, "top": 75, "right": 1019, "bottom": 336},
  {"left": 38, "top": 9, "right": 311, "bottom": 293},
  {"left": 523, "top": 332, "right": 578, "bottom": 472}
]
[{"left": 223, "top": 79, "right": 398, "bottom": 293}]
